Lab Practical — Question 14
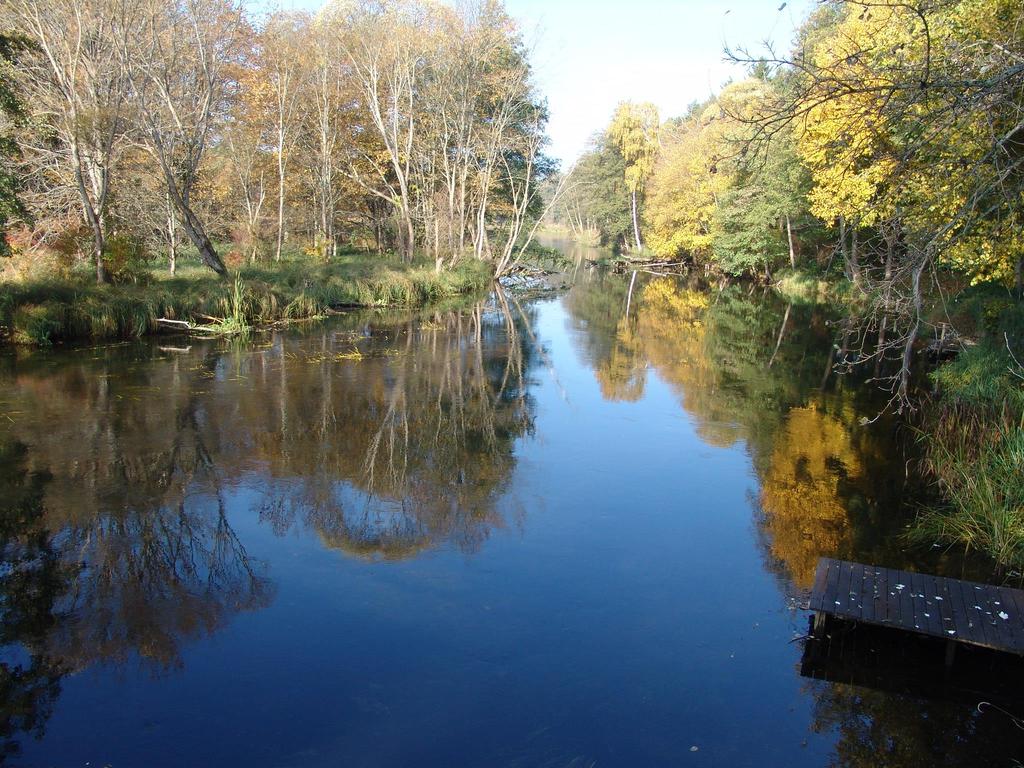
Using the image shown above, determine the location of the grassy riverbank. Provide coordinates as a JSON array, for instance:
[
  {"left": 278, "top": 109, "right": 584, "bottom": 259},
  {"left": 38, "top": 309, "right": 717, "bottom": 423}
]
[
  {"left": 0, "top": 252, "right": 492, "bottom": 345},
  {"left": 913, "top": 296, "right": 1024, "bottom": 571}
]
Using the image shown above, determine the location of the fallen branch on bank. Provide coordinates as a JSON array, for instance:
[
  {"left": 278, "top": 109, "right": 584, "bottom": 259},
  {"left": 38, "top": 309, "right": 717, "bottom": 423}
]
[
  {"left": 156, "top": 318, "right": 192, "bottom": 329},
  {"left": 157, "top": 315, "right": 248, "bottom": 337}
]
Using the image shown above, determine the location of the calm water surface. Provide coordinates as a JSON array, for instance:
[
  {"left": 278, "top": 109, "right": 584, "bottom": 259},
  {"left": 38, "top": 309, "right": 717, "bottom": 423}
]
[{"left": 1, "top": 267, "right": 1021, "bottom": 766}]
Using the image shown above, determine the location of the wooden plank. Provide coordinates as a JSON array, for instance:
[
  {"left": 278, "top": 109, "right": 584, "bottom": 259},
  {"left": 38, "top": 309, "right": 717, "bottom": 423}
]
[
  {"left": 967, "top": 581, "right": 998, "bottom": 649},
  {"left": 990, "top": 587, "right": 1018, "bottom": 647},
  {"left": 887, "top": 566, "right": 903, "bottom": 627},
  {"left": 910, "top": 571, "right": 925, "bottom": 632},
  {"left": 963, "top": 581, "right": 989, "bottom": 646},
  {"left": 1000, "top": 587, "right": 1024, "bottom": 645},
  {"left": 1003, "top": 586, "right": 1024, "bottom": 621},
  {"left": 833, "top": 560, "right": 851, "bottom": 615},
  {"left": 833, "top": 560, "right": 848, "bottom": 615},
  {"left": 976, "top": 585, "right": 1004, "bottom": 650},
  {"left": 897, "top": 570, "right": 914, "bottom": 632},
  {"left": 808, "top": 558, "right": 1024, "bottom": 655},
  {"left": 824, "top": 558, "right": 841, "bottom": 612},
  {"left": 907, "top": 570, "right": 924, "bottom": 633},
  {"left": 933, "top": 577, "right": 956, "bottom": 639},
  {"left": 983, "top": 585, "right": 1017, "bottom": 651},
  {"left": 919, "top": 573, "right": 944, "bottom": 638},
  {"left": 947, "top": 578, "right": 973, "bottom": 643},
  {"left": 847, "top": 562, "right": 864, "bottom": 621},
  {"left": 809, "top": 559, "right": 830, "bottom": 613},
  {"left": 861, "top": 566, "right": 876, "bottom": 624},
  {"left": 895, "top": 567, "right": 910, "bottom": 629},
  {"left": 875, "top": 566, "right": 889, "bottom": 625},
  {"left": 997, "top": 587, "right": 1024, "bottom": 647},
  {"left": 972, "top": 582, "right": 993, "bottom": 645}
]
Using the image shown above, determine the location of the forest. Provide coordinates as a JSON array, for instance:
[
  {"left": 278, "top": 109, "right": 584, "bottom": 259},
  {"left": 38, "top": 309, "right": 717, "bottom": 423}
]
[
  {"left": 558, "top": 1, "right": 1023, "bottom": 298},
  {"left": 0, "top": 0, "right": 554, "bottom": 342}
]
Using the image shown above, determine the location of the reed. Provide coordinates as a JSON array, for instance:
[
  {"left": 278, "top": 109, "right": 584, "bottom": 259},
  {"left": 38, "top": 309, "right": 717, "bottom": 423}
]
[{"left": 914, "top": 341, "right": 1024, "bottom": 570}]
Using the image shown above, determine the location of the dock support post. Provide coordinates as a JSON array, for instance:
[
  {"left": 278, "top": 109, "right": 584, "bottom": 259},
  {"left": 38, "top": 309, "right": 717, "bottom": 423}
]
[
  {"left": 813, "top": 612, "right": 826, "bottom": 634},
  {"left": 945, "top": 640, "right": 956, "bottom": 669}
]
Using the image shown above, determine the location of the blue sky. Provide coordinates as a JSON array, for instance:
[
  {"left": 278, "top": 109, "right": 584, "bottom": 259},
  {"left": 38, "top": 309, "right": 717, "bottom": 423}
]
[{"left": 246, "top": 0, "right": 815, "bottom": 163}]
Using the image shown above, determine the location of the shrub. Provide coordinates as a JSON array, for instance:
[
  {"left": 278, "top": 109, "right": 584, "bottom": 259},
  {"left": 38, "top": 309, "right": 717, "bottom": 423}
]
[{"left": 104, "top": 233, "right": 152, "bottom": 285}]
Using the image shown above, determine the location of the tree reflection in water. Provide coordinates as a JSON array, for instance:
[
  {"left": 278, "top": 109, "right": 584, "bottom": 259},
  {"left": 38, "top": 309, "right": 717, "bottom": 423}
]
[
  {"left": 566, "top": 271, "right": 1024, "bottom": 766},
  {"left": 0, "top": 443, "right": 65, "bottom": 765},
  {"left": 567, "top": 273, "right": 914, "bottom": 579},
  {"left": 4, "top": 275, "right": 1020, "bottom": 765},
  {"left": 0, "top": 351, "right": 275, "bottom": 760},
  {"left": 0, "top": 296, "right": 535, "bottom": 758},
  {"left": 252, "top": 298, "right": 535, "bottom": 558},
  {"left": 760, "top": 404, "right": 863, "bottom": 589},
  {"left": 809, "top": 681, "right": 1024, "bottom": 768}
]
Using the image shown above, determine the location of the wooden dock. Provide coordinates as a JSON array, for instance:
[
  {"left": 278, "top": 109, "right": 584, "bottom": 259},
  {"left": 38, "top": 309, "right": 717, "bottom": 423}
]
[{"left": 809, "top": 558, "right": 1024, "bottom": 656}]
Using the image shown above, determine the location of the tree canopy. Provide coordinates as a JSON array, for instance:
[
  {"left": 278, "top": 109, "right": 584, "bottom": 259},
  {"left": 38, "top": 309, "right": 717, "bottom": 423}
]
[{"left": 0, "top": 0, "right": 556, "bottom": 281}]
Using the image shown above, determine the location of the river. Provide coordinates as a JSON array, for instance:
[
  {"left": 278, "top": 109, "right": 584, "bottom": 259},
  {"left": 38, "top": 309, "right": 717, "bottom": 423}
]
[{"left": 0, "top": 254, "right": 1020, "bottom": 766}]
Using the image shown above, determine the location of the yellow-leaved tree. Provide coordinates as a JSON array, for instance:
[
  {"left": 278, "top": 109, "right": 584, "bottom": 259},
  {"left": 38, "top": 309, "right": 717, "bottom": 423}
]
[
  {"left": 793, "top": 0, "right": 1024, "bottom": 291},
  {"left": 911, "top": 0, "right": 1024, "bottom": 285},
  {"left": 607, "top": 101, "right": 660, "bottom": 252},
  {"left": 643, "top": 114, "right": 723, "bottom": 261}
]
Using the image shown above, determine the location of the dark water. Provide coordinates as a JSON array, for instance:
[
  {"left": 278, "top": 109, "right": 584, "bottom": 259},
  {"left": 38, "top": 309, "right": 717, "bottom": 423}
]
[{"left": 1, "top": 268, "right": 1022, "bottom": 767}]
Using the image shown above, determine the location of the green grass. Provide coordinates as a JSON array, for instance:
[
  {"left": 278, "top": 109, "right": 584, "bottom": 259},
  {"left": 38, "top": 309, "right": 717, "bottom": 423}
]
[
  {"left": 913, "top": 404, "right": 1024, "bottom": 570},
  {"left": 914, "top": 313, "right": 1024, "bottom": 570},
  {"left": 931, "top": 342, "right": 1024, "bottom": 413},
  {"left": 0, "top": 250, "right": 492, "bottom": 345},
  {"left": 190, "top": 276, "right": 253, "bottom": 337}
]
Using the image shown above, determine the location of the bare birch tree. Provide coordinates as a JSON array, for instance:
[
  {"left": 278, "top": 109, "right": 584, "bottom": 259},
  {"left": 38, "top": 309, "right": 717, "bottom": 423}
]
[
  {"left": 331, "top": 0, "right": 428, "bottom": 263},
  {"left": 127, "top": 0, "right": 246, "bottom": 275},
  {"left": 304, "top": 18, "right": 343, "bottom": 260},
  {"left": 259, "top": 12, "right": 304, "bottom": 263},
  {"left": 8, "top": 0, "right": 139, "bottom": 283}
]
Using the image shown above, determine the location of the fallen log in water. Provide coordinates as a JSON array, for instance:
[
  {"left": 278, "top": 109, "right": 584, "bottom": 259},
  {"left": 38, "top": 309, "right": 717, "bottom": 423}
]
[
  {"left": 156, "top": 318, "right": 193, "bottom": 330},
  {"left": 611, "top": 257, "right": 688, "bottom": 275},
  {"left": 924, "top": 324, "right": 976, "bottom": 359}
]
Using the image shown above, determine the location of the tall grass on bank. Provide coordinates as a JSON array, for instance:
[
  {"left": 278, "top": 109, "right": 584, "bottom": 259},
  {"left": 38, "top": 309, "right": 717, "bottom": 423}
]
[
  {"left": 0, "top": 254, "right": 492, "bottom": 345},
  {"left": 193, "top": 276, "right": 252, "bottom": 337},
  {"left": 914, "top": 341, "right": 1024, "bottom": 571}
]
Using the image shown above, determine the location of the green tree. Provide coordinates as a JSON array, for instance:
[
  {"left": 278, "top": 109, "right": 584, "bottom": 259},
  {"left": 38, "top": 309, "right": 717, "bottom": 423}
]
[
  {"left": 559, "top": 133, "right": 632, "bottom": 248},
  {"left": 713, "top": 127, "right": 814, "bottom": 277}
]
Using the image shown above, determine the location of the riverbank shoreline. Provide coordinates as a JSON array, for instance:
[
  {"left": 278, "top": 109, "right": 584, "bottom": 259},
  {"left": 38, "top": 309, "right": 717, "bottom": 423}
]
[{"left": 0, "top": 253, "right": 493, "bottom": 346}]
